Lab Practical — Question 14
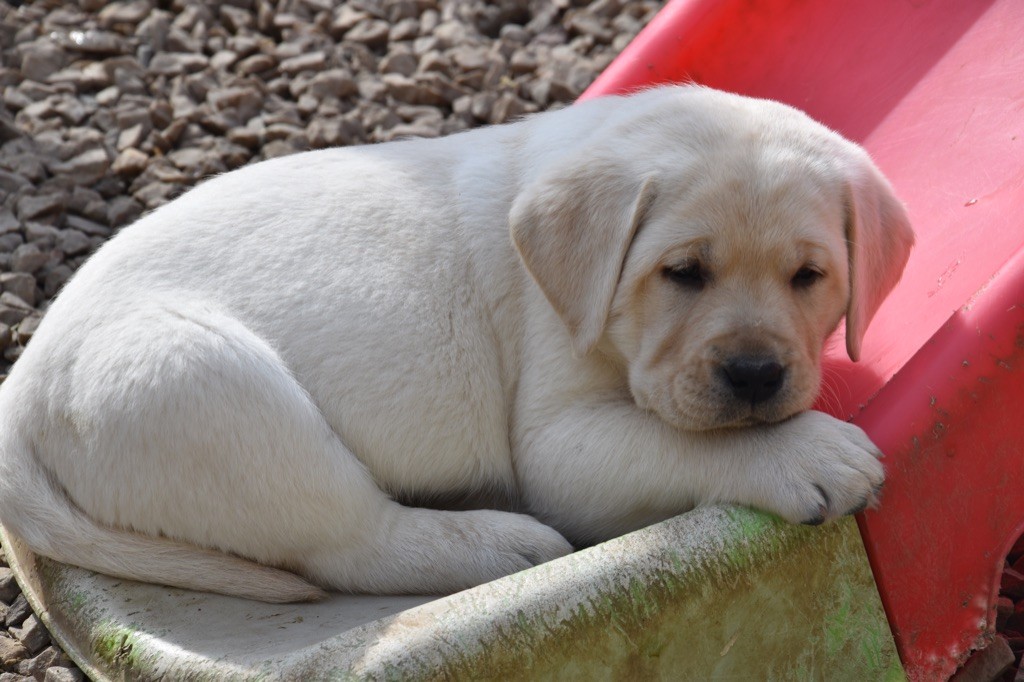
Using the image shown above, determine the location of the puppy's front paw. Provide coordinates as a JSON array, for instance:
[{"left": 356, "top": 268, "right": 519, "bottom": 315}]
[{"left": 755, "top": 411, "right": 885, "bottom": 525}]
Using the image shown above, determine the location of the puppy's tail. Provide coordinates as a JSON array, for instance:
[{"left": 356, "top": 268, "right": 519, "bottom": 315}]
[{"left": 0, "top": 435, "right": 326, "bottom": 604}]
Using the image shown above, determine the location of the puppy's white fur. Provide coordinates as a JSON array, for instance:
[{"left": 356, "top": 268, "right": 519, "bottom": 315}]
[{"left": 0, "top": 87, "right": 913, "bottom": 602}]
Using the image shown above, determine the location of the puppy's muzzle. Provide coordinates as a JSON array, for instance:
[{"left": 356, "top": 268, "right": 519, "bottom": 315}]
[{"left": 719, "top": 356, "right": 786, "bottom": 404}]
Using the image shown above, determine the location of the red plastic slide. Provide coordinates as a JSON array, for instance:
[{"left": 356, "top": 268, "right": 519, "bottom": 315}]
[{"left": 582, "top": 1, "right": 1024, "bottom": 679}]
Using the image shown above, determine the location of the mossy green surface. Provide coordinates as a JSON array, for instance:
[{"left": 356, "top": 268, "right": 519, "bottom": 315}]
[
  {"left": 363, "top": 510, "right": 903, "bottom": 681},
  {"left": 2, "top": 507, "right": 903, "bottom": 681}
]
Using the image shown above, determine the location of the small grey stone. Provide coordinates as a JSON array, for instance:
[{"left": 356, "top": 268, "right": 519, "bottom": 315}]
[
  {"left": 344, "top": 19, "right": 390, "bottom": 48},
  {"left": 65, "top": 213, "right": 111, "bottom": 237},
  {"left": 490, "top": 93, "right": 534, "bottom": 124},
  {"left": 0, "top": 566, "right": 18, "bottom": 602},
  {"left": 100, "top": 0, "right": 152, "bottom": 25},
  {"left": 0, "top": 114, "right": 18, "bottom": 145},
  {"left": 389, "top": 17, "right": 420, "bottom": 42},
  {"left": 107, "top": 196, "right": 143, "bottom": 226},
  {"left": 4, "top": 593, "right": 30, "bottom": 627},
  {"left": 61, "top": 127, "right": 105, "bottom": 160},
  {"left": 15, "top": 194, "right": 64, "bottom": 222},
  {"left": 0, "top": 234, "right": 24, "bottom": 254},
  {"left": 50, "top": 148, "right": 111, "bottom": 185},
  {"left": 25, "top": 223, "right": 60, "bottom": 246},
  {"left": 499, "top": 24, "right": 530, "bottom": 44},
  {"left": 206, "top": 50, "right": 236, "bottom": 72},
  {"left": 279, "top": 52, "right": 327, "bottom": 75},
  {"left": 431, "top": 21, "right": 468, "bottom": 49},
  {"left": 413, "top": 72, "right": 467, "bottom": 104},
  {"left": 526, "top": 78, "right": 552, "bottom": 107},
  {"left": 10, "top": 245, "right": 50, "bottom": 275},
  {"left": 136, "top": 8, "right": 171, "bottom": 49},
  {"left": 133, "top": 182, "right": 179, "bottom": 209},
  {"left": 360, "top": 104, "right": 401, "bottom": 134},
  {"left": 567, "top": 13, "right": 614, "bottom": 43},
  {"left": 0, "top": 209, "right": 19, "bottom": 235},
  {"left": 384, "top": 0, "right": 418, "bottom": 22},
  {"left": 11, "top": 615, "right": 50, "bottom": 656},
  {"left": 0, "top": 170, "right": 31, "bottom": 198},
  {"left": 383, "top": 73, "right": 456, "bottom": 107},
  {"left": 448, "top": 45, "right": 491, "bottom": 72},
  {"left": 43, "top": 265, "right": 74, "bottom": 298},
  {"left": 225, "top": 34, "right": 260, "bottom": 59},
  {"left": 68, "top": 188, "right": 103, "bottom": 215},
  {"left": 47, "top": 61, "right": 110, "bottom": 91},
  {"left": 419, "top": 9, "right": 440, "bottom": 36},
  {"left": 306, "top": 69, "right": 358, "bottom": 100},
  {"left": 382, "top": 120, "right": 441, "bottom": 141},
  {"left": 208, "top": 87, "right": 264, "bottom": 122},
  {"left": 0, "top": 673, "right": 29, "bottom": 682},
  {"left": 111, "top": 148, "right": 148, "bottom": 176},
  {"left": 261, "top": 140, "right": 299, "bottom": 159},
  {"left": 165, "top": 24, "right": 202, "bottom": 53},
  {"left": 219, "top": 5, "right": 254, "bottom": 33},
  {"left": 306, "top": 117, "right": 351, "bottom": 148},
  {"left": 56, "top": 229, "right": 91, "bottom": 256},
  {"left": 0, "top": 293, "right": 33, "bottom": 313},
  {"left": 116, "top": 123, "right": 146, "bottom": 151},
  {"left": 20, "top": 40, "right": 67, "bottom": 83},
  {"left": 14, "top": 315, "right": 41, "bottom": 345},
  {"left": 114, "top": 103, "right": 152, "bottom": 132},
  {"left": 236, "top": 53, "right": 276, "bottom": 76},
  {"left": 356, "top": 77, "right": 387, "bottom": 103},
  {"left": 52, "top": 29, "right": 131, "bottom": 57},
  {"left": 510, "top": 49, "right": 539, "bottom": 74},
  {"left": 331, "top": 6, "right": 370, "bottom": 35},
  {"left": 169, "top": 92, "right": 199, "bottom": 120},
  {"left": 380, "top": 51, "right": 418, "bottom": 77},
  {"left": 296, "top": 94, "right": 319, "bottom": 116},
  {"left": 0, "top": 634, "right": 28, "bottom": 668},
  {"left": 16, "top": 644, "right": 59, "bottom": 678},
  {"left": 227, "top": 126, "right": 261, "bottom": 150},
  {"left": 148, "top": 52, "right": 209, "bottom": 76},
  {"left": 82, "top": 196, "right": 111, "bottom": 222},
  {"left": 45, "top": 668, "right": 84, "bottom": 682},
  {"left": 1, "top": 153, "right": 46, "bottom": 184},
  {"left": 470, "top": 91, "right": 497, "bottom": 121},
  {"left": 0, "top": 274, "right": 37, "bottom": 307},
  {"left": 114, "top": 69, "right": 147, "bottom": 97},
  {"left": 299, "top": 0, "right": 333, "bottom": 11},
  {"left": 417, "top": 50, "right": 450, "bottom": 75}
]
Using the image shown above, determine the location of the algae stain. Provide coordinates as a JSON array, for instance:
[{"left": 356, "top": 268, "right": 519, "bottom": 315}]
[
  {"left": 66, "top": 590, "right": 88, "bottom": 613},
  {"left": 94, "top": 623, "right": 143, "bottom": 672},
  {"left": 823, "top": 581, "right": 854, "bottom": 657}
]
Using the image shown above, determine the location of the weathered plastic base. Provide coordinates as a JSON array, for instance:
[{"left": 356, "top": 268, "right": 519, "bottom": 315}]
[{"left": 1, "top": 506, "right": 903, "bottom": 680}]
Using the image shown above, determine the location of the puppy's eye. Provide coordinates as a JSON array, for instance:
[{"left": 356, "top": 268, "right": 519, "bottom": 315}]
[
  {"left": 663, "top": 262, "right": 707, "bottom": 290},
  {"left": 791, "top": 266, "right": 823, "bottom": 289}
]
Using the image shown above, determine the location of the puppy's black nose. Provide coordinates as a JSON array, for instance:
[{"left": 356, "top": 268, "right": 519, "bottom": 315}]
[{"left": 721, "top": 358, "right": 785, "bottom": 403}]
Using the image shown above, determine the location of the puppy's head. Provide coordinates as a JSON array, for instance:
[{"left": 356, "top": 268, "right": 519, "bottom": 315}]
[{"left": 511, "top": 87, "right": 913, "bottom": 431}]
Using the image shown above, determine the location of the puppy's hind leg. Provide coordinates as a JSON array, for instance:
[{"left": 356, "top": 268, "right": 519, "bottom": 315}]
[{"left": 22, "top": 300, "right": 569, "bottom": 597}]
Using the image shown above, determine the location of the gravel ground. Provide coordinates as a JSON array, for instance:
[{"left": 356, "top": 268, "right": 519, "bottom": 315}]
[{"left": 0, "top": 0, "right": 662, "bottom": 678}]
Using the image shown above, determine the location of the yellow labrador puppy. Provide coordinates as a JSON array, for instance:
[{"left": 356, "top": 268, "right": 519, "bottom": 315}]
[{"left": 0, "top": 86, "right": 913, "bottom": 602}]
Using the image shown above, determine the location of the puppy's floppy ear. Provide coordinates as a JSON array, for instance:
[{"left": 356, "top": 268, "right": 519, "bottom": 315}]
[
  {"left": 844, "top": 158, "right": 915, "bottom": 362},
  {"left": 510, "top": 158, "right": 656, "bottom": 356}
]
